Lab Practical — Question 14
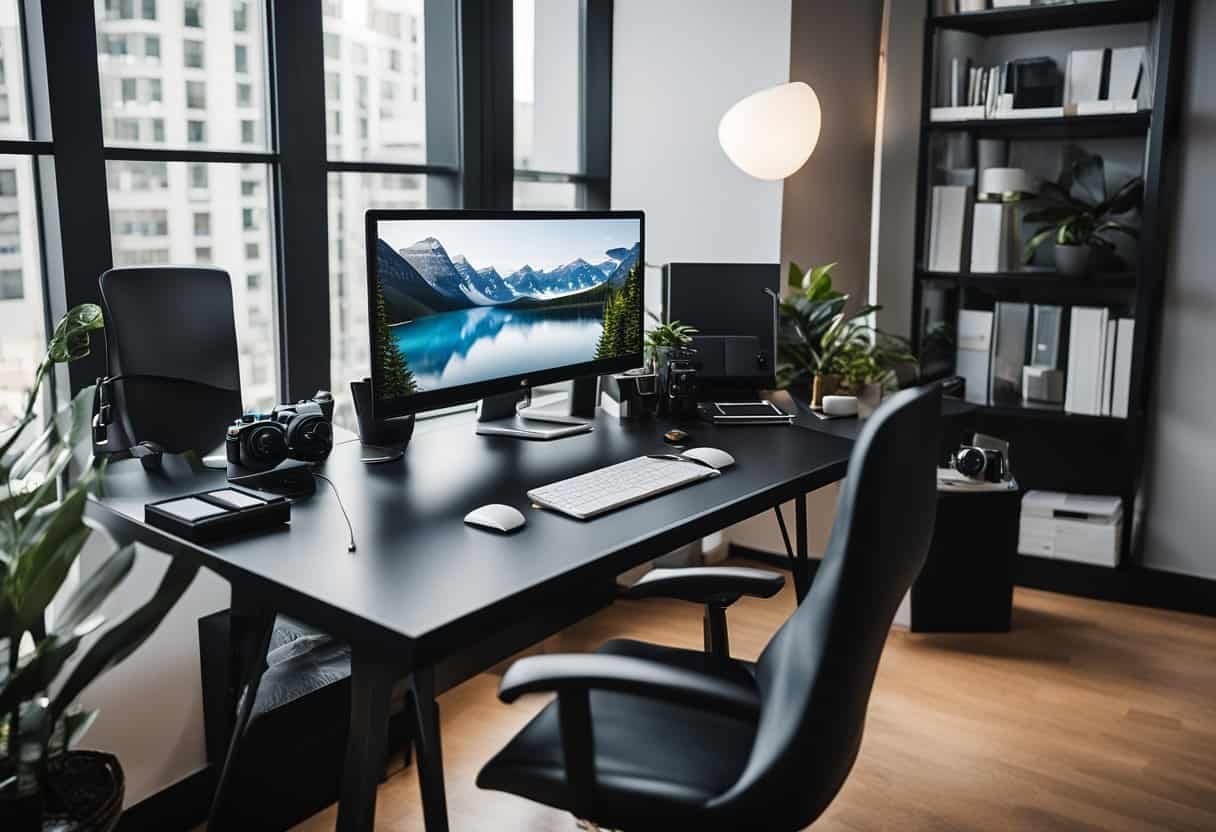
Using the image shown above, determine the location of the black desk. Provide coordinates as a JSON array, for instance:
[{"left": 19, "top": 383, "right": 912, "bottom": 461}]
[{"left": 86, "top": 411, "right": 853, "bottom": 831}]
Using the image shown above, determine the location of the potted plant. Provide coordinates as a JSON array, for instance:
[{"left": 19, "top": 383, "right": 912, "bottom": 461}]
[
  {"left": 1, "top": 305, "right": 200, "bottom": 831},
  {"left": 644, "top": 319, "right": 698, "bottom": 372},
  {"left": 1022, "top": 151, "right": 1142, "bottom": 277},
  {"left": 776, "top": 262, "right": 879, "bottom": 407},
  {"left": 837, "top": 330, "right": 918, "bottom": 419}
]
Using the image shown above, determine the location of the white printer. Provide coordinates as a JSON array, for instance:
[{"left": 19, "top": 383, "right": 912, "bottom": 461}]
[{"left": 1018, "top": 491, "right": 1123, "bottom": 567}]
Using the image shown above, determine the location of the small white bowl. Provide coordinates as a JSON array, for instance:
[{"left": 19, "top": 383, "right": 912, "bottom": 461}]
[{"left": 822, "top": 395, "right": 859, "bottom": 417}]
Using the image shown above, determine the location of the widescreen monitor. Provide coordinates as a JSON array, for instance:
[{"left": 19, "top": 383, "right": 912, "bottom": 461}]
[{"left": 366, "top": 210, "right": 644, "bottom": 418}]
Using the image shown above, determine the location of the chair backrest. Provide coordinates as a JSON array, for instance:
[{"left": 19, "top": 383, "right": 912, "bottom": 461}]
[
  {"left": 712, "top": 384, "right": 941, "bottom": 827},
  {"left": 99, "top": 266, "right": 244, "bottom": 455}
]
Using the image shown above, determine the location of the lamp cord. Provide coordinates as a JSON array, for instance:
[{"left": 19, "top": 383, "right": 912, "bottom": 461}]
[{"left": 313, "top": 472, "right": 356, "bottom": 553}]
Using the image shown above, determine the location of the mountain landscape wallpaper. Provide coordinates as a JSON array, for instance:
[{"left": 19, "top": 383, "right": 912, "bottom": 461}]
[{"left": 372, "top": 217, "right": 642, "bottom": 400}]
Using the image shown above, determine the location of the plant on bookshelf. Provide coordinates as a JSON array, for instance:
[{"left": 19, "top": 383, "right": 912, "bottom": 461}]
[{"left": 1022, "top": 151, "right": 1143, "bottom": 277}]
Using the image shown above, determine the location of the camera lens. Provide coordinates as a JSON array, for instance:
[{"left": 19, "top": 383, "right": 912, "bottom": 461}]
[
  {"left": 249, "top": 424, "right": 286, "bottom": 461},
  {"left": 956, "top": 447, "right": 987, "bottom": 479}
]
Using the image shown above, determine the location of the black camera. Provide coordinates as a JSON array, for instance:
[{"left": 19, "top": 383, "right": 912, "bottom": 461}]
[
  {"left": 950, "top": 445, "right": 1007, "bottom": 483},
  {"left": 665, "top": 359, "right": 699, "bottom": 420},
  {"left": 226, "top": 390, "right": 335, "bottom": 472}
]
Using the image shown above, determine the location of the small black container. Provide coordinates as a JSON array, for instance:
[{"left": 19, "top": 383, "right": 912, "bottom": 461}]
[{"left": 145, "top": 487, "right": 290, "bottom": 543}]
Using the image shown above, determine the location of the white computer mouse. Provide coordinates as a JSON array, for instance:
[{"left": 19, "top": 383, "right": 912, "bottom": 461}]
[
  {"left": 680, "top": 447, "right": 736, "bottom": 470},
  {"left": 464, "top": 503, "right": 527, "bottom": 533}
]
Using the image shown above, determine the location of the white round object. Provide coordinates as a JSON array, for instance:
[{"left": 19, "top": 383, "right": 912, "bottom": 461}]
[
  {"left": 718, "top": 81, "right": 822, "bottom": 181},
  {"left": 822, "top": 395, "right": 859, "bottom": 417},
  {"left": 979, "top": 167, "right": 1036, "bottom": 199}
]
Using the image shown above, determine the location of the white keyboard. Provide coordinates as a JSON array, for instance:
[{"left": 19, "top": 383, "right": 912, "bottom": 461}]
[{"left": 528, "top": 456, "right": 720, "bottom": 519}]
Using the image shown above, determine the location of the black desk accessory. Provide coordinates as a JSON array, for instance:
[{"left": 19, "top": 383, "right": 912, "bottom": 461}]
[
  {"left": 661, "top": 262, "right": 780, "bottom": 394},
  {"left": 227, "top": 458, "right": 316, "bottom": 497},
  {"left": 664, "top": 359, "right": 699, "bottom": 420},
  {"left": 599, "top": 369, "right": 658, "bottom": 419},
  {"left": 146, "top": 487, "right": 290, "bottom": 543},
  {"left": 351, "top": 377, "right": 413, "bottom": 463}
]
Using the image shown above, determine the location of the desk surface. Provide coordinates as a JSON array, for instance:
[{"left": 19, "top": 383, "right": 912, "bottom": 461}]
[{"left": 89, "top": 412, "right": 852, "bottom": 659}]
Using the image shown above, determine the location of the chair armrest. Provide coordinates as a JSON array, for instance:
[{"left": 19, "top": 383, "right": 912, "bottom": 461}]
[
  {"left": 497, "top": 653, "right": 761, "bottom": 720},
  {"left": 621, "top": 566, "right": 785, "bottom": 605}
]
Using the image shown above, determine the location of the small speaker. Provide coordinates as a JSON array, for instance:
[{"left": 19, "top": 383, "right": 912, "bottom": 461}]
[{"left": 351, "top": 378, "right": 415, "bottom": 449}]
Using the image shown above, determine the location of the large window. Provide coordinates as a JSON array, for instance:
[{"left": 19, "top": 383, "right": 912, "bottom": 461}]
[
  {"left": 511, "top": 0, "right": 606, "bottom": 210},
  {"left": 2, "top": 2, "right": 613, "bottom": 427},
  {"left": 0, "top": 0, "right": 48, "bottom": 429},
  {"left": 96, "top": 0, "right": 278, "bottom": 408},
  {"left": 97, "top": 0, "right": 269, "bottom": 151},
  {"left": 322, "top": 0, "right": 460, "bottom": 427}
]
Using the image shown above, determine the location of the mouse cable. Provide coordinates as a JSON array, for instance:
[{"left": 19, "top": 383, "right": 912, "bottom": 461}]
[{"left": 313, "top": 472, "right": 357, "bottom": 553}]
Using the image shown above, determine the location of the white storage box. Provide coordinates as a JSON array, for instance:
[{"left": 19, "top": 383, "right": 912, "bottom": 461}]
[{"left": 1018, "top": 491, "right": 1123, "bottom": 567}]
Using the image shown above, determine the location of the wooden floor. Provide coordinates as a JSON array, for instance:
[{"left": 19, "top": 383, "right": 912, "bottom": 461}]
[{"left": 293, "top": 571, "right": 1216, "bottom": 831}]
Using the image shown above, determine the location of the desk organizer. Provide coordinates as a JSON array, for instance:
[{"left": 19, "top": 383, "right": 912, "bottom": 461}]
[{"left": 145, "top": 487, "right": 290, "bottom": 543}]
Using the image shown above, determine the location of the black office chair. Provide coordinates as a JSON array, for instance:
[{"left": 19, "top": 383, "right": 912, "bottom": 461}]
[
  {"left": 478, "top": 384, "right": 941, "bottom": 830},
  {"left": 94, "top": 266, "right": 243, "bottom": 460}
]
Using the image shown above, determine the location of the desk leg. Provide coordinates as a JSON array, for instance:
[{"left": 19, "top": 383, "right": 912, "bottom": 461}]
[
  {"left": 337, "top": 648, "right": 397, "bottom": 832},
  {"left": 795, "top": 493, "right": 810, "bottom": 602},
  {"left": 409, "top": 666, "right": 450, "bottom": 832},
  {"left": 207, "top": 608, "right": 275, "bottom": 829}
]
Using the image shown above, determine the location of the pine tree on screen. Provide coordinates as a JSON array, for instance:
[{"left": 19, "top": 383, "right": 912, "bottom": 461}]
[{"left": 374, "top": 283, "right": 419, "bottom": 396}]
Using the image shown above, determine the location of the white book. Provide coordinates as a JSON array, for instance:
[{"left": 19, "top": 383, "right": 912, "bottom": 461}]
[
  {"left": 1069, "top": 99, "right": 1140, "bottom": 115},
  {"left": 950, "top": 57, "right": 961, "bottom": 107},
  {"left": 1065, "top": 49, "right": 1106, "bottom": 107},
  {"left": 1109, "top": 47, "right": 1146, "bottom": 101},
  {"left": 1111, "top": 318, "right": 1135, "bottom": 418},
  {"left": 1099, "top": 319, "right": 1117, "bottom": 416},
  {"left": 991, "top": 106, "right": 1065, "bottom": 119},
  {"left": 928, "top": 185, "right": 971, "bottom": 272},
  {"left": 930, "top": 105, "right": 987, "bottom": 122},
  {"left": 970, "top": 202, "right": 1006, "bottom": 273},
  {"left": 957, "top": 310, "right": 994, "bottom": 405},
  {"left": 1065, "top": 307, "right": 1109, "bottom": 415}
]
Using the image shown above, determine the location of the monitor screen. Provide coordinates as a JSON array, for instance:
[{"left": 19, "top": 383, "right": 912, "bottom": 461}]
[{"left": 367, "top": 210, "right": 644, "bottom": 416}]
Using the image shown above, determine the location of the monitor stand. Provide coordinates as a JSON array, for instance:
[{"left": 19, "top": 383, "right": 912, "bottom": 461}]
[{"left": 475, "top": 376, "right": 598, "bottom": 440}]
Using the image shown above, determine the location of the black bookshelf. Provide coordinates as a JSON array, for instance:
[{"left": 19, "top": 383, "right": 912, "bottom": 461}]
[
  {"left": 931, "top": 0, "right": 1156, "bottom": 36},
  {"left": 911, "top": 0, "right": 1188, "bottom": 584},
  {"left": 926, "top": 111, "right": 1151, "bottom": 139}
]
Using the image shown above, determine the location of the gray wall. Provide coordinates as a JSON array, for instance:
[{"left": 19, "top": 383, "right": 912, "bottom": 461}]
[
  {"left": 1142, "top": 3, "right": 1216, "bottom": 580},
  {"left": 781, "top": 0, "right": 884, "bottom": 305}
]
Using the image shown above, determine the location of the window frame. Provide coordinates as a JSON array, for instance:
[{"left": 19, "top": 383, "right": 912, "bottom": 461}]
[{"left": 21, "top": 0, "right": 613, "bottom": 401}]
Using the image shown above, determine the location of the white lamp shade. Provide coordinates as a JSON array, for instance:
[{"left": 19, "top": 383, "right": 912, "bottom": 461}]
[{"left": 718, "top": 81, "right": 822, "bottom": 181}]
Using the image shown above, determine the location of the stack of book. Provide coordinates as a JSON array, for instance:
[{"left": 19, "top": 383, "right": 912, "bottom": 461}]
[
  {"left": 1065, "top": 308, "right": 1134, "bottom": 417},
  {"left": 953, "top": 305, "right": 1134, "bottom": 417}
]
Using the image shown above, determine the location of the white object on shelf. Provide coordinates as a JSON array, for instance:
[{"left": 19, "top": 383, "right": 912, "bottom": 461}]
[
  {"left": 991, "top": 0, "right": 1032, "bottom": 6},
  {"left": 1067, "top": 99, "right": 1140, "bottom": 116},
  {"left": 928, "top": 185, "right": 972, "bottom": 272},
  {"left": 969, "top": 202, "right": 1013, "bottom": 273},
  {"left": 1019, "top": 490, "right": 1123, "bottom": 567},
  {"left": 1111, "top": 318, "right": 1134, "bottom": 419},
  {"left": 1065, "top": 49, "right": 1106, "bottom": 108},
  {"left": 930, "top": 105, "right": 987, "bottom": 122},
  {"left": 1064, "top": 307, "right": 1109, "bottom": 416},
  {"left": 956, "top": 309, "right": 994, "bottom": 405},
  {"left": 989, "top": 106, "right": 1065, "bottom": 119}
]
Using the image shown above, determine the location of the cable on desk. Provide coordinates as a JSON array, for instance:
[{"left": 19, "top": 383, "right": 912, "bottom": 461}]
[{"left": 313, "top": 472, "right": 357, "bottom": 553}]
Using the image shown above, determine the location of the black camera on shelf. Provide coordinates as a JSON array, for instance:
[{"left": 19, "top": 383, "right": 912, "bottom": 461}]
[
  {"left": 950, "top": 445, "right": 1007, "bottom": 483},
  {"left": 226, "top": 390, "right": 335, "bottom": 472}
]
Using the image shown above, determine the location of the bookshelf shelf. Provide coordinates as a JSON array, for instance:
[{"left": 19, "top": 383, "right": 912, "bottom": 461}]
[
  {"left": 931, "top": 0, "right": 1156, "bottom": 37},
  {"left": 911, "top": 0, "right": 1186, "bottom": 573},
  {"left": 917, "top": 270, "right": 1137, "bottom": 301},
  {"left": 925, "top": 112, "right": 1151, "bottom": 139},
  {"left": 973, "top": 401, "right": 1129, "bottom": 425}
]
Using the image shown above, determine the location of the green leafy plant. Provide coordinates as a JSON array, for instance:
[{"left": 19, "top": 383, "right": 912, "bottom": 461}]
[
  {"left": 776, "top": 262, "right": 879, "bottom": 388},
  {"left": 643, "top": 320, "right": 699, "bottom": 368},
  {"left": 2, "top": 304, "right": 199, "bottom": 801},
  {"left": 837, "top": 330, "right": 918, "bottom": 393},
  {"left": 1023, "top": 152, "right": 1142, "bottom": 263}
]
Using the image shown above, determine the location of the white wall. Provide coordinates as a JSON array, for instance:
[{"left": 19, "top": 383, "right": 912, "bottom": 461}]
[
  {"left": 611, "top": 0, "right": 792, "bottom": 314},
  {"left": 72, "top": 533, "right": 229, "bottom": 805}
]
